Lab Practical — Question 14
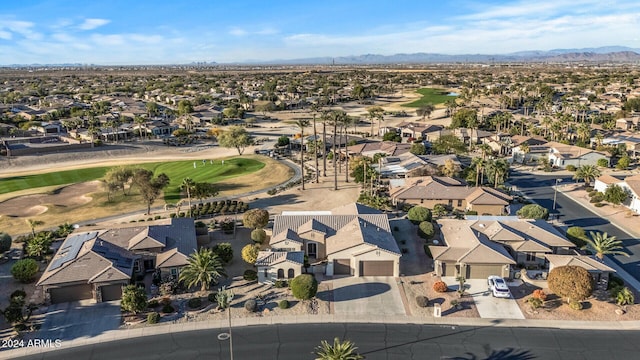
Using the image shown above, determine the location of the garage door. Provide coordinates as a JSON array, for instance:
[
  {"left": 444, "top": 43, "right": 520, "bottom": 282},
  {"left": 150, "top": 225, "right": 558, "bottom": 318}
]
[
  {"left": 466, "top": 264, "right": 504, "bottom": 279},
  {"left": 50, "top": 284, "right": 93, "bottom": 304},
  {"left": 101, "top": 284, "right": 123, "bottom": 301},
  {"left": 360, "top": 260, "right": 394, "bottom": 276},
  {"left": 334, "top": 259, "right": 351, "bottom": 275}
]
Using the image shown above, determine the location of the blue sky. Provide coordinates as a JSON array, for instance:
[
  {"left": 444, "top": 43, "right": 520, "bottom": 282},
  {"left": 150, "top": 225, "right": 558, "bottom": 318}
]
[{"left": 0, "top": 0, "right": 638, "bottom": 65}]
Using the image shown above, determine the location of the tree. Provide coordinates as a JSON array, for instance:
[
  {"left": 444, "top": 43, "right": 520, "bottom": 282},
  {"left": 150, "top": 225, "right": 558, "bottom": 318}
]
[
  {"left": 616, "top": 156, "right": 630, "bottom": 170},
  {"left": 104, "top": 166, "right": 134, "bottom": 196},
  {"left": 211, "top": 243, "right": 233, "bottom": 264},
  {"left": 290, "top": 274, "right": 318, "bottom": 300},
  {"left": 177, "top": 100, "right": 193, "bottom": 116},
  {"left": 566, "top": 226, "right": 589, "bottom": 248},
  {"left": 251, "top": 229, "right": 267, "bottom": 244},
  {"left": 1, "top": 291, "right": 36, "bottom": 326},
  {"left": 431, "top": 135, "right": 467, "bottom": 155},
  {"left": 450, "top": 108, "right": 477, "bottom": 129},
  {"left": 290, "top": 119, "right": 310, "bottom": 190},
  {"left": 418, "top": 221, "right": 435, "bottom": 239},
  {"left": 242, "top": 208, "right": 269, "bottom": 229},
  {"left": 486, "top": 159, "right": 510, "bottom": 188},
  {"left": 179, "top": 248, "right": 227, "bottom": 292},
  {"left": 582, "top": 232, "right": 629, "bottom": 260},
  {"left": 572, "top": 165, "right": 601, "bottom": 187},
  {"left": 382, "top": 131, "right": 401, "bottom": 142},
  {"left": 604, "top": 184, "right": 628, "bottom": 205},
  {"left": 241, "top": 244, "right": 260, "bottom": 265},
  {"left": 218, "top": 126, "right": 253, "bottom": 155},
  {"left": 55, "top": 223, "right": 75, "bottom": 238},
  {"left": 192, "top": 182, "right": 219, "bottom": 202},
  {"left": 416, "top": 104, "right": 435, "bottom": 120},
  {"left": 0, "top": 232, "right": 11, "bottom": 253},
  {"left": 410, "top": 143, "right": 426, "bottom": 155},
  {"left": 314, "top": 337, "right": 364, "bottom": 360},
  {"left": 407, "top": 206, "right": 432, "bottom": 223},
  {"left": 181, "top": 178, "right": 195, "bottom": 217},
  {"left": 366, "top": 106, "right": 384, "bottom": 137},
  {"left": 439, "top": 159, "right": 460, "bottom": 177},
  {"left": 120, "top": 285, "right": 147, "bottom": 314},
  {"left": 516, "top": 204, "right": 549, "bottom": 220},
  {"left": 26, "top": 231, "right": 53, "bottom": 260},
  {"left": 276, "top": 135, "right": 290, "bottom": 147},
  {"left": 597, "top": 158, "right": 610, "bottom": 168},
  {"left": 11, "top": 259, "right": 39, "bottom": 283},
  {"left": 26, "top": 219, "right": 44, "bottom": 236},
  {"left": 132, "top": 169, "right": 170, "bottom": 215},
  {"left": 519, "top": 143, "right": 530, "bottom": 164},
  {"left": 547, "top": 265, "right": 594, "bottom": 303}
]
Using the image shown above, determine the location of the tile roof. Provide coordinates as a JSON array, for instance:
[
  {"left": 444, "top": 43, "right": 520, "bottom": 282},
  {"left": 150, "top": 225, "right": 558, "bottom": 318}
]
[
  {"left": 545, "top": 255, "right": 616, "bottom": 272},
  {"left": 390, "top": 176, "right": 511, "bottom": 205},
  {"left": 431, "top": 220, "right": 515, "bottom": 264},
  {"left": 255, "top": 250, "right": 305, "bottom": 266},
  {"left": 596, "top": 174, "right": 623, "bottom": 185}
]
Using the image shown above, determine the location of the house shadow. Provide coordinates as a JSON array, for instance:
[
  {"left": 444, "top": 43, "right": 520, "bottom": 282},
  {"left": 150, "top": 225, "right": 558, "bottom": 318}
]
[{"left": 329, "top": 282, "right": 391, "bottom": 301}]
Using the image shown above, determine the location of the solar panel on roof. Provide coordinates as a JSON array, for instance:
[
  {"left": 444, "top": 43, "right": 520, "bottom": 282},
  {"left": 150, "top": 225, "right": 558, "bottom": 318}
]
[{"left": 48, "top": 231, "right": 98, "bottom": 271}]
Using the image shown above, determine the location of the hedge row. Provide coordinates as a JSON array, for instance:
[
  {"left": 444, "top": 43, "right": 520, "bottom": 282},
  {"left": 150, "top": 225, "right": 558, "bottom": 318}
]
[{"left": 186, "top": 200, "right": 249, "bottom": 219}]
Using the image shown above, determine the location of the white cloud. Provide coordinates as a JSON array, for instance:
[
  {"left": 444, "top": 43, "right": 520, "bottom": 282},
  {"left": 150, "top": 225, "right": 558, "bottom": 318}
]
[
  {"left": 229, "top": 26, "right": 278, "bottom": 37},
  {"left": 0, "top": 30, "right": 11, "bottom": 40},
  {"left": 78, "top": 18, "right": 110, "bottom": 30},
  {"left": 0, "top": 20, "right": 41, "bottom": 40},
  {"left": 91, "top": 34, "right": 124, "bottom": 46},
  {"left": 229, "top": 27, "right": 247, "bottom": 36}
]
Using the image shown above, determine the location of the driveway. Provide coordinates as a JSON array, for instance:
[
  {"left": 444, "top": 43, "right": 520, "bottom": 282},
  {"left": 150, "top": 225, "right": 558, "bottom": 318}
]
[
  {"left": 331, "top": 277, "right": 406, "bottom": 316},
  {"left": 444, "top": 277, "right": 525, "bottom": 319},
  {"left": 28, "top": 300, "right": 122, "bottom": 341}
]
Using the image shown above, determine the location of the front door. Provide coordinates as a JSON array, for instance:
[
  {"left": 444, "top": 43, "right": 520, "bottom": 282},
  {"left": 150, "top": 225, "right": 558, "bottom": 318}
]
[{"left": 307, "top": 242, "right": 317, "bottom": 258}]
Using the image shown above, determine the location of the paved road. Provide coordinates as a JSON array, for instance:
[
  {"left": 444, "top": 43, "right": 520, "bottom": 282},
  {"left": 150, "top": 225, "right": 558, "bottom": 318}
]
[
  {"left": 11, "top": 323, "right": 640, "bottom": 360},
  {"left": 509, "top": 170, "right": 640, "bottom": 282}
]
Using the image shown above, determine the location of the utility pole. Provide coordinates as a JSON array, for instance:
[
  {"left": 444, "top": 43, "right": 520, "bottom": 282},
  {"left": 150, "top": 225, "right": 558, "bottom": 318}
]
[{"left": 553, "top": 178, "right": 562, "bottom": 210}]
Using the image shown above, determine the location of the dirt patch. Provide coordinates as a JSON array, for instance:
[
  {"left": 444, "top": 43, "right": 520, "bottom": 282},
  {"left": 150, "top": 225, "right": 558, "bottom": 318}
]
[{"left": 400, "top": 273, "right": 480, "bottom": 318}]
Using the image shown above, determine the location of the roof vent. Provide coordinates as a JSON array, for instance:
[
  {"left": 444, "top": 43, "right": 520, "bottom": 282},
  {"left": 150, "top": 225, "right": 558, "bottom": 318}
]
[{"left": 479, "top": 223, "right": 485, "bottom": 228}]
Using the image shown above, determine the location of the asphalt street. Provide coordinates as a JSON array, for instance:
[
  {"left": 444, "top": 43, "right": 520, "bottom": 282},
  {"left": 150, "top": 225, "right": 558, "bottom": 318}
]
[
  {"left": 11, "top": 323, "right": 640, "bottom": 360},
  {"left": 509, "top": 170, "right": 640, "bottom": 282}
]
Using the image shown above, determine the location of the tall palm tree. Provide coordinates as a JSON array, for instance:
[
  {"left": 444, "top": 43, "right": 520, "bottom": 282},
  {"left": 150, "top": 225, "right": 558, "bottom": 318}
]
[
  {"left": 314, "top": 338, "right": 363, "bottom": 360},
  {"left": 366, "top": 106, "right": 383, "bottom": 138},
  {"left": 519, "top": 143, "right": 530, "bottom": 165},
  {"left": 179, "top": 248, "right": 226, "bottom": 292},
  {"left": 181, "top": 178, "right": 196, "bottom": 217},
  {"left": 341, "top": 116, "right": 353, "bottom": 183},
  {"left": 488, "top": 159, "right": 510, "bottom": 188},
  {"left": 320, "top": 111, "right": 331, "bottom": 177},
  {"left": 311, "top": 104, "right": 322, "bottom": 183},
  {"left": 572, "top": 165, "right": 601, "bottom": 187},
  {"left": 291, "top": 119, "right": 311, "bottom": 190},
  {"left": 583, "top": 232, "right": 630, "bottom": 260},
  {"left": 330, "top": 111, "right": 347, "bottom": 190},
  {"left": 134, "top": 115, "right": 146, "bottom": 141}
]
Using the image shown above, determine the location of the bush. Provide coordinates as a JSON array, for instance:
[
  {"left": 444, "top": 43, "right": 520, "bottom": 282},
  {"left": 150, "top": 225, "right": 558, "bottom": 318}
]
[
  {"left": 121, "top": 285, "right": 148, "bottom": 314},
  {"left": 465, "top": 210, "right": 478, "bottom": 215},
  {"left": 243, "top": 269, "right": 258, "bottom": 281},
  {"left": 616, "top": 287, "right": 635, "bottom": 306},
  {"left": 418, "top": 221, "right": 435, "bottom": 239},
  {"left": 148, "top": 299, "right": 159, "bottom": 308},
  {"left": 433, "top": 281, "right": 448, "bottom": 293},
  {"left": 584, "top": 186, "right": 594, "bottom": 192},
  {"left": 147, "top": 312, "right": 161, "bottom": 324},
  {"left": 527, "top": 297, "right": 544, "bottom": 309},
  {"left": 162, "top": 304, "right": 175, "bottom": 313},
  {"left": 407, "top": 206, "right": 432, "bottom": 223},
  {"left": 516, "top": 204, "right": 549, "bottom": 220},
  {"left": 597, "top": 158, "right": 609, "bottom": 168},
  {"left": 608, "top": 275, "right": 624, "bottom": 290},
  {"left": 568, "top": 300, "right": 583, "bottom": 310},
  {"left": 548, "top": 266, "right": 593, "bottom": 302},
  {"left": 532, "top": 289, "right": 547, "bottom": 301},
  {"left": 11, "top": 259, "right": 39, "bottom": 283},
  {"left": 244, "top": 299, "right": 257, "bottom": 312},
  {"left": 251, "top": 229, "right": 267, "bottom": 244},
  {"left": 241, "top": 244, "right": 260, "bottom": 265},
  {"left": 416, "top": 296, "right": 429, "bottom": 307},
  {"left": 243, "top": 209, "right": 269, "bottom": 229},
  {"left": 188, "top": 298, "right": 202, "bottom": 309},
  {"left": 212, "top": 243, "right": 234, "bottom": 264},
  {"left": 589, "top": 193, "right": 604, "bottom": 203},
  {"left": 609, "top": 285, "right": 623, "bottom": 299},
  {"left": 566, "top": 226, "right": 588, "bottom": 248},
  {"left": 208, "top": 292, "right": 217, "bottom": 303},
  {"left": 290, "top": 274, "right": 318, "bottom": 300},
  {"left": 594, "top": 202, "right": 605, "bottom": 207},
  {"left": 274, "top": 280, "right": 288, "bottom": 288},
  {"left": 278, "top": 300, "right": 289, "bottom": 309},
  {"left": 588, "top": 190, "right": 598, "bottom": 197},
  {"left": 566, "top": 164, "right": 577, "bottom": 172},
  {"left": 0, "top": 232, "right": 12, "bottom": 253}
]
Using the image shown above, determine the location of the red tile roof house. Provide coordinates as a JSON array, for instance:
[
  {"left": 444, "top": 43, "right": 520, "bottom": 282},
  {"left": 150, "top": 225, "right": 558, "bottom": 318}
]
[{"left": 37, "top": 218, "right": 196, "bottom": 304}]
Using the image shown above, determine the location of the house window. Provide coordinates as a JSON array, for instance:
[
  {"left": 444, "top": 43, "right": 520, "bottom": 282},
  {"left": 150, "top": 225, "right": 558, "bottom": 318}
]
[
  {"left": 263, "top": 269, "right": 268, "bottom": 279},
  {"left": 448, "top": 200, "right": 453, "bottom": 207},
  {"left": 420, "top": 199, "right": 424, "bottom": 204},
  {"left": 288, "top": 269, "right": 295, "bottom": 278},
  {"left": 307, "top": 242, "right": 317, "bottom": 258},
  {"left": 457, "top": 200, "right": 462, "bottom": 207},
  {"left": 277, "top": 269, "right": 285, "bottom": 279},
  {"left": 526, "top": 253, "right": 536, "bottom": 261},
  {"left": 134, "top": 261, "right": 141, "bottom": 273},
  {"left": 170, "top": 268, "right": 179, "bottom": 279}
]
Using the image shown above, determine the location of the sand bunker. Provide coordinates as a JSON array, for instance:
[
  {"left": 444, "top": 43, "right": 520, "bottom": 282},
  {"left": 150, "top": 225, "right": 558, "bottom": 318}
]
[{"left": 0, "top": 181, "right": 101, "bottom": 217}]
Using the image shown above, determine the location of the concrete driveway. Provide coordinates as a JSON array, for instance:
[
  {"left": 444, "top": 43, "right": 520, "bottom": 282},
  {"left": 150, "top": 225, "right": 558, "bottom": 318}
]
[
  {"left": 444, "top": 277, "right": 525, "bottom": 320},
  {"left": 28, "top": 300, "right": 122, "bottom": 341},
  {"left": 331, "top": 276, "right": 406, "bottom": 316}
]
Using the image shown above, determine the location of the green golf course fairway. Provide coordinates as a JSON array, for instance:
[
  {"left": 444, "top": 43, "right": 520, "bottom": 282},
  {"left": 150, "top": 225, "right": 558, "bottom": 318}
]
[
  {"left": 0, "top": 158, "right": 265, "bottom": 202},
  {"left": 402, "top": 87, "right": 457, "bottom": 107}
]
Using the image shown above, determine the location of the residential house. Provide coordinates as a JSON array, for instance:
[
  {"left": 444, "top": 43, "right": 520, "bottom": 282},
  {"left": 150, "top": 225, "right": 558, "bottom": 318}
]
[
  {"left": 430, "top": 218, "right": 576, "bottom": 279},
  {"left": 594, "top": 174, "right": 640, "bottom": 214},
  {"left": 595, "top": 134, "right": 640, "bottom": 158},
  {"left": 397, "top": 122, "right": 445, "bottom": 142},
  {"left": 547, "top": 142, "right": 609, "bottom": 168},
  {"left": 372, "top": 153, "right": 463, "bottom": 178},
  {"left": 37, "top": 218, "right": 197, "bottom": 304},
  {"left": 260, "top": 203, "right": 401, "bottom": 282},
  {"left": 389, "top": 176, "right": 512, "bottom": 215},
  {"left": 344, "top": 141, "right": 412, "bottom": 158},
  {"left": 256, "top": 251, "right": 305, "bottom": 284}
]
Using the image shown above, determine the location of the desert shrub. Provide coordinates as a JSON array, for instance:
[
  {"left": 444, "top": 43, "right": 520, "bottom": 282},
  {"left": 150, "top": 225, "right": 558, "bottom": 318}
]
[
  {"left": 274, "top": 280, "right": 288, "bottom": 288},
  {"left": 566, "top": 164, "right": 577, "bottom": 172},
  {"left": 278, "top": 300, "right": 289, "bottom": 309},
  {"left": 290, "top": 274, "right": 318, "bottom": 300},
  {"left": 244, "top": 299, "right": 257, "bottom": 312},
  {"left": 243, "top": 269, "right": 258, "bottom": 281},
  {"left": 147, "top": 312, "right": 160, "bottom": 324},
  {"left": 568, "top": 300, "right": 583, "bottom": 310},
  {"left": 532, "top": 289, "right": 547, "bottom": 301},
  {"left": 10, "top": 289, "right": 27, "bottom": 300},
  {"left": 208, "top": 292, "right": 217, "bottom": 303},
  {"left": 433, "top": 281, "right": 448, "bottom": 293},
  {"left": 527, "top": 297, "right": 543, "bottom": 309},
  {"left": 548, "top": 265, "right": 593, "bottom": 302},
  {"left": 516, "top": 204, "right": 549, "bottom": 220},
  {"left": 597, "top": 158, "right": 609, "bottom": 168},
  {"left": 243, "top": 209, "right": 269, "bottom": 229},
  {"left": 418, "top": 221, "right": 435, "bottom": 239},
  {"left": 0, "top": 232, "right": 11, "bottom": 253},
  {"left": 251, "top": 229, "right": 267, "bottom": 244},
  {"left": 188, "top": 298, "right": 202, "bottom": 309},
  {"left": 211, "top": 242, "right": 233, "bottom": 264},
  {"left": 594, "top": 202, "right": 605, "bottom": 207},
  {"left": 465, "top": 210, "right": 478, "bottom": 215},
  {"left": 148, "top": 299, "right": 159, "bottom": 308},
  {"left": 416, "top": 296, "right": 429, "bottom": 307},
  {"left": 121, "top": 285, "right": 148, "bottom": 314},
  {"left": 616, "top": 287, "right": 635, "bottom": 306},
  {"left": 241, "top": 244, "right": 260, "bottom": 265},
  {"left": 407, "top": 206, "right": 432, "bottom": 223},
  {"left": 608, "top": 275, "right": 624, "bottom": 289},
  {"left": 160, "top": 296, "right": 172, "bottom": 306},
  {"left": 588, "top": 190, "right": 598, "bottom": 197},
  {"left": 162, "top": 304, "right": 175, "bottom": 313},
  {"left": 589, "top": 193, "right": 604, "bottom": 203},
  {"left": 11, "top": 259, "right": 39, "bottom": 283}
]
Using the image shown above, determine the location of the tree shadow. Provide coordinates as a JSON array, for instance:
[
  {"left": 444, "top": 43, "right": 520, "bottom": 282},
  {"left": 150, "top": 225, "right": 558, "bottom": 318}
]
[
  {"left": 331, "top": 282, "right": 391, "bottom": 302},
  {"left": 450, "top": 348, "right": 537, "bottom": 360}
]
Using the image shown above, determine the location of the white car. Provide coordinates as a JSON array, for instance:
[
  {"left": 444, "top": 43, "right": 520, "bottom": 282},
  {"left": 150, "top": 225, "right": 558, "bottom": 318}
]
[{"left": 487, "top": 276, "right": 511, "bottom": 298}]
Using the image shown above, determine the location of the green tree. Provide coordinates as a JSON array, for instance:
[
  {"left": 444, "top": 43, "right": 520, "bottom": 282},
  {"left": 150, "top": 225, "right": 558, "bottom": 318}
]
[
  {"left": 416, "top": 103, "right": 435, "bottom": 120},
  {"left": 597, "top": 158, "right": 609, "bottom": 168},
  {"left": 26, "top": 219, "right": 44, "bottom": 237},
  {"left": 616, "top": 156, "right": 630, "bottom": 170},
  {"left": 572, "top": 165, "right": 601, "bottom": 187},
  {"left": 26, "top": 231, "right": 53, "bottom": 260},
  {"left": 11, "top": 259, "right": 39, "bottom": 283},
  {"left": 218, "top": 126, "right": 254, "bottom": 155},
  {"left": 181, "top": 178, "right": 195, "bottom": 217},
  {"left": 582, "top": 232, "right": 629, "bottom": 260},
  {"left": 410, "top": 143, "right": 426, "bottom": 155},
  {"left": 179, "top": 248, "right": 227, "bottom": 292},
  {"left": 0, "top": 232, "right": 12, "bottom": 253},
  {"left": 192, "top": 182, "right": 219, "bottom": 202},
  {"left": 604, "top": 184, "right": 628, "bottom": 205},
  {"left": 516, "top": 204, "right": 549, "bottom": 220},
  {"left": 314, "top": 337, "right": 364, "bottom": 360},
  {"left": 251, "top": 229, "right": 267, "bottom": 244},
  {"left": 407, "top": 206, "right": 432, "bottom": 223},
  {"left": 132, "top": 169, "right": 170, "bottom": 215},
  {"left": 241, "top": 244, "right": 260, "bottom": 265},
  {"left": 55, "top": 223, "right": 75, "bottom": 238},
  {"left": 432, "top": 135, "right": 467, "bottom": 155},
  {"left": 1, "top": 292, "right": 36, "bottom": 325},
  {"left": 486, "top": 158, "right": 510, "bottom": 187},
  {"left": 120, "top": 285, "right": 147, "bottom": 314},
  {"left": 450, "top": 108, "right": 477, "bottom": 129},
  {"left": 290, "top": 119, "right": 310, "bottom": 190},
  {"left": 566, "top": 226, "right": 589, "bottom": 248},
  {"left": 242, "top": 209, "right": 270, "bottom": 229},
  {"left": 548, "top": 265, "right": 594, "bottom": 303},
  {"left": 290, "top": 274, "right": 318, "bottom": 300},
  {"left": 211, "top": 243, "right": 233, "bottom": 264},
  {"left": 418, "top": 221, "right": 435, "bottom": 239},
  {"left": 277, "top": 135, "right": 290, "bottom": 147},
  {"left": 382, "top": 131, "right": 401, "bottom": 142},
  {"left": 177, "top": 100, "right": 193, "bottom": 116},
  {"left": 365, "top": 106, "right": 384, "bottom": 138}
]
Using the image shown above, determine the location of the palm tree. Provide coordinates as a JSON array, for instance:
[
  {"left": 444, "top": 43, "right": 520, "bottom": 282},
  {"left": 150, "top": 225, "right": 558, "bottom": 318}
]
[
  {"left": 134, "top": 115, "right": 146, "bottom": 141},
  {"left": 488, "top": 159, "right": 510, "bottom": 188},
  {"left": 519, "top": 143, "right": 530, "bottom": 165},
  {"left": 56, "top": 223, "right": 75, "bottom": 238},
  {"left": 583, "top": 232, "right": 629, "bottom": 260},
  {"left": 26, "top": 231, "right": 53, "bottom": 260},
  {"left": 179, "top": 248, "right": 226, "bottom": 292},
  {"left": 291, "top": 119, "right": 311, "bottom": 190},
  {"left": 330, "top": 111, "right": 347, "bottom": 190},
  {"left": 572, "top": 165, "right": 601, "bottom": 187},
  {"left": 366, "top": 106, "right": 383, "bottom": 138},
  {"left": 314, "top": 338, "right": 363, "bottom": 360},
  {"left": 181, "top": 178, "right": 196, "bottom": 217},
  {"left": 320, "top": 110, "right": 331, "bottom": 177},
  {"left": 311, "top": 104, "right": 322, "bottom": 183},
  {"left": 26, "top": 219, "right": 44, "bottom": 236}
]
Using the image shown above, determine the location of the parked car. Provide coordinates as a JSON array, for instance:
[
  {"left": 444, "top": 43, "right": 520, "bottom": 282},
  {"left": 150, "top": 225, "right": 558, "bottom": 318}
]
[{"left": 487, "top": 276, "right": 511, "bottom": 298}]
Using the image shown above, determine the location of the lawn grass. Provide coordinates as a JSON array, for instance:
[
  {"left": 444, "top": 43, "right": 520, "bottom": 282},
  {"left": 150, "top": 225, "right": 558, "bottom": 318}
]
[
  {"left": 402, "top": 88, "right": 457, "bottom": 107},
  {"left": 0, "top": 158, "right": 265, "bottom": 203}
]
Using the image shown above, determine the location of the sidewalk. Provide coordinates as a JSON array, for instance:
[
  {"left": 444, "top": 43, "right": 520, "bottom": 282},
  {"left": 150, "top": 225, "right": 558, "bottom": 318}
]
[{"left": 3, "top": 312, "right": 640, "bottom": 359}]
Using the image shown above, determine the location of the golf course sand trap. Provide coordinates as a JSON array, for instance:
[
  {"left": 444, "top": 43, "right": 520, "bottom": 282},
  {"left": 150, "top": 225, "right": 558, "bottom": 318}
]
[{"left": 0, "top": 181, "right": 101, "bottom": 217}]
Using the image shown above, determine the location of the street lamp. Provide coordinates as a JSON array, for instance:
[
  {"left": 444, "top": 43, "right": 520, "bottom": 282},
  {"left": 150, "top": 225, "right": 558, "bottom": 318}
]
[
  {"left": 216, "top": 287, "right": 234, "bottom": 360},
  {"left": 553, "top": 178, "right": 562, "bottom": 210}
]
